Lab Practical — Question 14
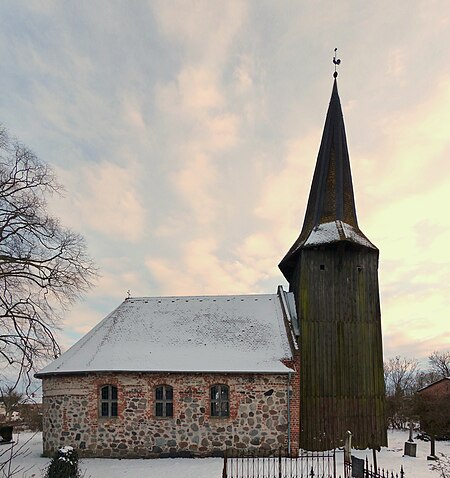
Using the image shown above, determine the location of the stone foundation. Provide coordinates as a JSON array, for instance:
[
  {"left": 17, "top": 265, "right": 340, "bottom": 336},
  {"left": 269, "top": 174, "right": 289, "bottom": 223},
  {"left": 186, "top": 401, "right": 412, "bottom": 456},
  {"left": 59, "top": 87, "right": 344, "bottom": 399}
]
[{"left": 42, "top": 371, "right": 299, "bottom": 458}]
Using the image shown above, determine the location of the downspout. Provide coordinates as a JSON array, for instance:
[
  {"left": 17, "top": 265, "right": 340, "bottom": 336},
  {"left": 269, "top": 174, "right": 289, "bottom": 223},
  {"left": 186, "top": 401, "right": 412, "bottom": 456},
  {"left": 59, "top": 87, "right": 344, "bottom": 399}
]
[{"left": 287, "top": 371, "right": 291, "bottom": 454}]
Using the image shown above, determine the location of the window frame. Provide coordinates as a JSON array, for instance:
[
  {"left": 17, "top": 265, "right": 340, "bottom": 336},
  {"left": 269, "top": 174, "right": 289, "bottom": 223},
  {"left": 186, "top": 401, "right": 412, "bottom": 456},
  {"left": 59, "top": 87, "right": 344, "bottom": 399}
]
[
  {"left": 210, "top": 384, "right": 230, "bottom": 418},
  {"left": 99, "top": 384, "right": 118, "bottom": 418},
  {"left": 154, "top": 384, "right": 174, "bottom": 418}
]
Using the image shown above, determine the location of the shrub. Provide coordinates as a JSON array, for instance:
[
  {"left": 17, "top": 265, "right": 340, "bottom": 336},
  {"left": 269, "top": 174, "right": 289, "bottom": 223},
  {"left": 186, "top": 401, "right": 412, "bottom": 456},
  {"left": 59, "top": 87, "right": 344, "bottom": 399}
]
[
  {"left": 18, "top": 404, "right": 43, "bottom": 431},
  {"left": 44, "top": 446, "right": 80, "bottom": 478},
  {"left": 0, "top": 426, "right": 13, "bottom": 442},
  {"left": 413, "top": 394, "right": 450, "bottom": 440},
  {"left": 430, "top": 453, "right": 450, "bottom": 478}
]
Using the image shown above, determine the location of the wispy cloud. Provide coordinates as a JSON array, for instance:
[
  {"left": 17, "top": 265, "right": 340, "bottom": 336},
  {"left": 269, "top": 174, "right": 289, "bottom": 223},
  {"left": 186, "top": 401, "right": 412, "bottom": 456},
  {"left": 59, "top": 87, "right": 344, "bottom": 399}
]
[
  {"left": 146, "top": 235, "right": 264, "bottom": 296},
  {"left": 0, "top": 1, "right": 449, "bottom": 363},
  {"left": 54, "top": 160, "right": 146, "bottom": 243}
]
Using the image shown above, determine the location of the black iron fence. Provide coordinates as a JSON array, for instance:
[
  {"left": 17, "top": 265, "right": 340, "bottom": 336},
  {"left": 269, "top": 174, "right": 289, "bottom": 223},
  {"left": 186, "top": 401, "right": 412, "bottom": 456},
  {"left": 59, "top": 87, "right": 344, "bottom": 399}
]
[
  {"left": 222, "top": 448, "right": 336, "bottom": 478},
  {"left": 344, "top": 456, "right": 404, "bottom": 478},
  {"left": 360, "top": 458, "right": 404, "bottom": 478},
  {"left": 223, "top": 448, "right": 405, "bottom": 478}
]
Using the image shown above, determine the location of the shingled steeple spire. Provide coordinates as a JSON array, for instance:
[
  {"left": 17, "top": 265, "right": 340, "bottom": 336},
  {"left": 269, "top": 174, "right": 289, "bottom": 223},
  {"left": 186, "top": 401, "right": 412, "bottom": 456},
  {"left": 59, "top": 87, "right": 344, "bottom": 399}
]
[
  {"left": 306, "top": 79, "right": 358, "bottom": 228},
  {"left": 279, "top": 77, "right": 375, "bottom": 283}
]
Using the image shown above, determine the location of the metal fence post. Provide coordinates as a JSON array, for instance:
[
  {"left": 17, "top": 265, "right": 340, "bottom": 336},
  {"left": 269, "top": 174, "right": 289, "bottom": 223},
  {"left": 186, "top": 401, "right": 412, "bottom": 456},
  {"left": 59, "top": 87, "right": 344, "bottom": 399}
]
[
  {"left": 279, "top": 448, "right": 282, "bottom": 478},
  {"left": 222, "top": 448, "right": 227, "bottom": 478}
]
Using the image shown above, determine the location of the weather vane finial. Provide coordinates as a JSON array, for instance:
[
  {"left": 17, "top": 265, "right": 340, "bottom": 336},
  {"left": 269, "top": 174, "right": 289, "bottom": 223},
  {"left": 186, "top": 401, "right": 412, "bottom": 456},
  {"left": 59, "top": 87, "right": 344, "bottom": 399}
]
[{"left": 333, "top": 48, "right": 341, "bottom": 78}]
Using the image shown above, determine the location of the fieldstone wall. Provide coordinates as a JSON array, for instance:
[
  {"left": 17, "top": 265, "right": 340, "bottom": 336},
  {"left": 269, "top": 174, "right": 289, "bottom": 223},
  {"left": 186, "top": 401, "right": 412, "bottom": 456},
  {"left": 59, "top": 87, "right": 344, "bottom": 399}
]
[{"left": 42, "top": 371, "right": 299, "bottom": 458}]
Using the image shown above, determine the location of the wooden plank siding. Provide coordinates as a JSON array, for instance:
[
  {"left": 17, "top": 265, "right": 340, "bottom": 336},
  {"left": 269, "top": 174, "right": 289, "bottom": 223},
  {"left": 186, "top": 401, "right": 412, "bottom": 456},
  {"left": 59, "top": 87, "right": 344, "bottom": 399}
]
[{"left": 294, "top": 243, "right": 386, "bottom": 450}]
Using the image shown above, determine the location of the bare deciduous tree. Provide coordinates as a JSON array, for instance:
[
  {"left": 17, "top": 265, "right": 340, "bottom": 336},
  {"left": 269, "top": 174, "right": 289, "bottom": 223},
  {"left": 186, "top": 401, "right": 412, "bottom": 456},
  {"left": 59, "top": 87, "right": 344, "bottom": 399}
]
[
  {"left": 384, "top": 355, "right": 419, "bottom": 397},
  {"left": 0, "top": 386, "right": 23, "bottom": 421},
  {"left": 384, "top": 356, "right": 419, "bottom": 429},
  {"left": 0, "top": 125, "right": 96, "bottom": 389},
  {"left": 0, "top": 433, "right": 38, "bottom": 477},
  {"left": 415, "top": 369, "right": 442, "bottom": 390},
  {"left": 429, "top": 350, "right": 450, "bottom": 379}
]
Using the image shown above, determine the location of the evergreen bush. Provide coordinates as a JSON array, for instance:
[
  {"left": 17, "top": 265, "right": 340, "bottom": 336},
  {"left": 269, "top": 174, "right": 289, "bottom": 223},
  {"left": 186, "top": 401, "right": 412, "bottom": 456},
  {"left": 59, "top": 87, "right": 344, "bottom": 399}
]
[{"left": 44, "top": 446, "right": 80, "bottom": 478}]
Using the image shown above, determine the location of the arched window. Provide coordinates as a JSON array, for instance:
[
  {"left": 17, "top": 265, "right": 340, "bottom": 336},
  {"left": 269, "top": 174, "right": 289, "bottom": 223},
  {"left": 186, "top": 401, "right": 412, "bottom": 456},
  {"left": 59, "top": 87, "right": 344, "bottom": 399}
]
[
  {"left": 100, "top": 385, "right": 118, "bottom": 417},
  {"left": 155, "top": 385, "right": 173, "bottom": 417},
  {"left": 210, "top": 384, "right": 229, "bottom": 417}
]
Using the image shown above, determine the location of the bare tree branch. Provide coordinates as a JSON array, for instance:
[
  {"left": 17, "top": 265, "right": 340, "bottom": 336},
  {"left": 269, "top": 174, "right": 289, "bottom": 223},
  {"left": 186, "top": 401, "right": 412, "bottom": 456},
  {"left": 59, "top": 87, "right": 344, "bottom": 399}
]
[
  {"left": 384, "top": 355, "right": 418, "bottom": 397},
  {"left": 428, "top": 350, "right": 450, "bottom": 379},
  {"left": 0, "top": 386, "right": 22, "bottom": 420},
  {"left": 0, "top": 124, "right": 97, "bottom": 390},
  {"left": 384, "top": 355, "right": 420, "bottom": 429}
]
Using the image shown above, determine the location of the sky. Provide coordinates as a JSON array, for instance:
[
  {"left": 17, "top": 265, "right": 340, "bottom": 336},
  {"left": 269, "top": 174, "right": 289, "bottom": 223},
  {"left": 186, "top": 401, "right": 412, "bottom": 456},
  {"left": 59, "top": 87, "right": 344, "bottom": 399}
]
[{"left": 0, "top": 1, "right": 449, "bottom": 367}]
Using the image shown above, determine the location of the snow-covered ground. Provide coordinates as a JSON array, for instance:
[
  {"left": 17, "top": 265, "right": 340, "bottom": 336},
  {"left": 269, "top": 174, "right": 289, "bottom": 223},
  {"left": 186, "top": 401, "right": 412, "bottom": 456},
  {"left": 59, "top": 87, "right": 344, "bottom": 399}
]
[{"left": 2, "top": 430, "right": 449, "bottom": 477}]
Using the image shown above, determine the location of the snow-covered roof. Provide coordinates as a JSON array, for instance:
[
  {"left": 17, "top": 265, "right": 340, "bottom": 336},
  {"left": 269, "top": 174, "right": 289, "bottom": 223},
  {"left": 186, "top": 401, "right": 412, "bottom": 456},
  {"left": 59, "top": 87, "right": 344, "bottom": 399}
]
[
  {"left": 36, "top": 291, "right": 295, "bottom": 377},
  {"left": 303, "top": 220, "right": 376, "bottom": 249}
]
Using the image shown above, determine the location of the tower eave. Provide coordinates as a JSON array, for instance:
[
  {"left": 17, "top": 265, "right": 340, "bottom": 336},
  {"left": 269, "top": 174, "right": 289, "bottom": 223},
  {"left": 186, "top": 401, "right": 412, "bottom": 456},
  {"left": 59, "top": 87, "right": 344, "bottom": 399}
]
[
  {"left": 279, "top": 220, "right": 378, "bottom": 282},
  {"left": 303, "top": 220, "right": 377, "bottom": 249}
]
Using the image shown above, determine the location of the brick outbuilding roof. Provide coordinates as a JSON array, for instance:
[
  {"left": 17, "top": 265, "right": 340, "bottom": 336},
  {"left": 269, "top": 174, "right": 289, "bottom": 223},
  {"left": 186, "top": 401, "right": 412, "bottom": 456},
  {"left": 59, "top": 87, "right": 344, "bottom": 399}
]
[{"left": 417, "top": 377, "right": 450, "bottom": 394}]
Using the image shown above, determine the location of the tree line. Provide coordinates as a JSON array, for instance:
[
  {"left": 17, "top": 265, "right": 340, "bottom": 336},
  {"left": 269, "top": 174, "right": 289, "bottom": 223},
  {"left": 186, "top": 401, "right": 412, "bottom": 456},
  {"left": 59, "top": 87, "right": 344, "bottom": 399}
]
[{"left": 384, "top": 351, "right": 450, "bottom": 438}]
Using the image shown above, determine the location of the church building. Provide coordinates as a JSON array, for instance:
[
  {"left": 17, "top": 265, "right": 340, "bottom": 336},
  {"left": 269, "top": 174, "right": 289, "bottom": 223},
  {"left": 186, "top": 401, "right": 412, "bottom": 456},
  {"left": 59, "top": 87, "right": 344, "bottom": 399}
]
[{"left": 36, "top": 75, "right": 386, "bottom": 457}]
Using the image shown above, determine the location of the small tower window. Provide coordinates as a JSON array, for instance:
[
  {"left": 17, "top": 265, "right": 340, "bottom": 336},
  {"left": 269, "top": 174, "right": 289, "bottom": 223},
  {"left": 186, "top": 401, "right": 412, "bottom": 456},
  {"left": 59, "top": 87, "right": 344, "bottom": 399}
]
[
  {"left": 155, "top": 385, "right": 173, "bottom": 417},
  {"left": 210, "top": 384, "right": 229, "bottom": 417},
  {"left": 320, "top": 264, "right": 325, "bottom": 271},
  {"left": 99, "top": 385, "right": 118, "bottom": 418}
]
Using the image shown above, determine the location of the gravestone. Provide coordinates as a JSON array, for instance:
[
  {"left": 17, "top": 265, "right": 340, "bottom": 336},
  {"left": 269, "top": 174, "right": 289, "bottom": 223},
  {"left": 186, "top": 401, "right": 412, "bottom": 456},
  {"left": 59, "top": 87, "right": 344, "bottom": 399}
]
[
  {"left": 344, "top": 431, "right": 352, "bottom": 464},
  {"left": 427, "top": 435, "right": 438, "bottom": 460},
  {"left": 404, "top": 441, "right": 417, "bottom": 457},
  {"left": 404, "top": 422, "right": 417, "bottom": 457},
  {"left": 351, "top": 456, "right": 364, "bottom": 478}
]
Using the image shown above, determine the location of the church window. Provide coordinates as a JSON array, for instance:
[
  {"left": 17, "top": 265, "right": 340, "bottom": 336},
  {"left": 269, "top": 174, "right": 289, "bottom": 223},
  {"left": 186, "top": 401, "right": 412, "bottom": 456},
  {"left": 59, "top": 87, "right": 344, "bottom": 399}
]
[
  {"left": 320, "top": 264, "right": 325, "bottom": 270},
  {"left": 210, "top": 384, "right": 229, "bottom": 417},
  {"left": 99, "top": 385, "right": 118, "bottom": 418},
  {"left": 155, "top": 385, "right": 173, "bottom": 417}
]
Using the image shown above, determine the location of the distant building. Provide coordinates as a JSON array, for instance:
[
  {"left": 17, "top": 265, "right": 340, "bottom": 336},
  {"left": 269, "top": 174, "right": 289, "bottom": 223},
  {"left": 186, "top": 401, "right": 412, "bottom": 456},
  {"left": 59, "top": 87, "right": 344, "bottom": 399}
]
[
  {"left": 36, "top": 75, "right": 386, "bottom": 457},
  {"left": 418, "top": 377, "right": 450, "bottom": 398},
  {"left": 416, "top": 378, "right": 450, "bottom": 439}
]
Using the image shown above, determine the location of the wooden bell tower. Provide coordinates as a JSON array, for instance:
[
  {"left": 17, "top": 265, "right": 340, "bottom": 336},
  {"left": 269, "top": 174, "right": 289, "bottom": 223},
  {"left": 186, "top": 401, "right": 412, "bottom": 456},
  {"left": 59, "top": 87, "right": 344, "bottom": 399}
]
[{"left": 279, "top": 75, "right": 387, "bottom": 450}]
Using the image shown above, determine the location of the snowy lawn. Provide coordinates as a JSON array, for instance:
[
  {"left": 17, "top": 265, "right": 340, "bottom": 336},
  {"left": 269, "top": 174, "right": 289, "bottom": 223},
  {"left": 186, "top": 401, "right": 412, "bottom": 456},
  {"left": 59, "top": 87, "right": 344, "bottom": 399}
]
[{"left": 2, "top": 429, "right": 449, "bottom": 477}]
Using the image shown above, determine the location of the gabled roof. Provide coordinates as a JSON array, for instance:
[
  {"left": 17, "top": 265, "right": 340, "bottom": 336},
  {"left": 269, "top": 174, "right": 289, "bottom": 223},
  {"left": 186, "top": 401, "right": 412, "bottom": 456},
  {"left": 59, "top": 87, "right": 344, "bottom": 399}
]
[
  {"left": 417, "top": 377, "right": 450, "bottom": 393},
  {"left": 36, "top": 290, "right": 296, "bottom": 377},
  {"left": 279, "top": 80, "right": 376, "bottom": 282}
]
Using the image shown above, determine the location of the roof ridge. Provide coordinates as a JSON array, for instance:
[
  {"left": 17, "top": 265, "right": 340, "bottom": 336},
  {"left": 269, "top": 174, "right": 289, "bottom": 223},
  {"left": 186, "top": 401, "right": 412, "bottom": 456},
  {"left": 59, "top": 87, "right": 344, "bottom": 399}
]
[{"left": 125, "top": 293, "right": 278, "bottom": 301}]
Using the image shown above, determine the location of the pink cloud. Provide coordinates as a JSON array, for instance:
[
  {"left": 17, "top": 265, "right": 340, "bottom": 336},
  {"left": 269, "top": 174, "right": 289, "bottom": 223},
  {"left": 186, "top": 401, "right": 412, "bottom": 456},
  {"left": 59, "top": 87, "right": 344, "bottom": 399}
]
[{"left": 53, "top": 160, "right": 146, "bottom": 242}]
